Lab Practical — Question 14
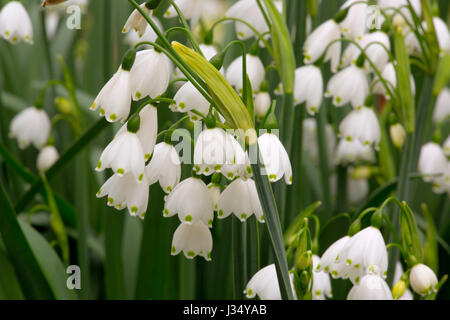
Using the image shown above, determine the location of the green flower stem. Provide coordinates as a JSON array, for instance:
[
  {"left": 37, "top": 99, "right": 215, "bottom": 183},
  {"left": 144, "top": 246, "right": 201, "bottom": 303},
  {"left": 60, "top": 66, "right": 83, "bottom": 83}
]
[
  {"left": 386, "top": 75, "right": 435, "bottom": 285},
  {"left": 39, "top": 10, "right": 56, "bottom": 110},
  {"left": 251, "top": 146, "right": 294, "bottom": 300},
  {"left": 336, "top": 165, "right": 348, "bottom": 214}
]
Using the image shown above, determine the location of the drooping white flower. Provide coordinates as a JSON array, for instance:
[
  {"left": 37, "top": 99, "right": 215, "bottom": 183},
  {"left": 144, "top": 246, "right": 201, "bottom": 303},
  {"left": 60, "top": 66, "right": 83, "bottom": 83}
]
[
  {"left": 164, "top": 177, "right": 214, "bottom": 226},
  {"left": 193, "top": 128, "right": 235, "bottom": 176},
  {"left": 312, "top": 255, "right": 333, "bottom": 300},
  {"left": 217, "top": 178, "right": 264, "bottom": 222},
  {"left": 226, "top": 0, "right": 281, "bottom": 41},
  {"left": 339, "top": 0, "right": 368, "bottom": 41},
  {"left": 146, "top": 142, "right": 181, "bottom": 193},
  {"left": 444, "top": 135, "right": 450, "bottom": 156},
  {"left": 91, "top": 67, "right": 133, "bottom": 123},
  {"left": 347, "top": 177, "right": 369, "bottom": 205},
  {"left": 393, "top": 262, "right": 414, "bottom": 300},
  {"left": 0, "top": 1, "right": 33, "bottom": 44},
  {"left": 170, "top": 81, "right": 210, "bottom": 121},
  {"left": 37, "top": 145, "right": 59, "bottom": 173},
  {"left": 338, "top": 227, "right": 388, "bottom": 279},
  {"left": 117, "top": 105, "right": 158, "bottom": 160},
  {"left": 294, "top": 65, "right": 323, "bottom": 115},
  {"left": 130, "top": 49, "right": 171, "bottom": 101},
  {"left": 96, "top": 173, "right": 149, "bottom": 219},
  {"left": 341, "top": 31, "right": 391, "bottom": 71},
  {"left": 245, "top": 264, "right": 295, "bottom": 300},
  {"left": 326, "top": 64, "right": 369, "bottom": 108},
  {"left": 254, "top": 92, "right": 271, "bottom": 119},
  {"left": 221, "top": 135, "right": 252, "bottom": 181},
  {"left": 302, "top": 118, "right": 336, "bottom": 167},
  {"left": 124, "top": 18, "right": 162, "bottom": 47},
  {"left": 226, "top": 54, "right": 265, "bottom": 93},
  {"left": 372, "top": 62, "right": 416, "bottom": 98},
  {"left": 334, "top": 139, "right": 375, "bottom": 166},
  {"left": 171, "top": 221, "right": 213, "bottom": 261},
  {"left": 431, "top": 17, "right": 450, "bottom": 54},
  {"left": 433, "top": 88, "right": 450, "bottom": 124},
  {"left": 339, "top": 106, "right": 381, "bottom": 148},
  {"left": 96, "top": 130, "right": 146, "bottom": 183},
  {"left": 9, "top": 106, "right": 51, "bottom": 150},
  {"left": 258, "top": 133, "right": 293, "bottom": 184},
  {"left": 317, "top": 235, "right": 350, "bottom": 274},
  {"left": 409, "top": 264, "right": 438, "bottom": 296},
  {"left": 418, "top": 143, "right": 448, "bottom": 182},
  {"left": 164, "top": 0, "right": 208, "bottom": 28},
  {"left": 304, "top": 19, "right": 341, "bottom": 72},
  {"left": 347, "top": 274, "right": 393, "bottom": 300},
  {"left": 122, "top": 2, "right": 152, "bottom": 37}
]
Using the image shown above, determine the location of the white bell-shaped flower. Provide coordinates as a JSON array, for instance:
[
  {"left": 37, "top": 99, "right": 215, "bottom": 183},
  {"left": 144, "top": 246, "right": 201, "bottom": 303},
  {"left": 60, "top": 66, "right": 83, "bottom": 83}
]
[
  {"left": 130, "top": 49, "right": 171, "bottom": 101},
  {"left": 258, "top": 133, "right": 293, "bottom": 184},
  {"left": 91, "top": 67, "right": 132, "bottom": 123},
  {"left": 341, "top": 31, "right": 391, "bottom": 71},
  {"left": 304, "top": 19, "right": 341, "bottom": 72},
  {"left": 409, "top": 264, "right": 438, "bottom": 296},
  {"left": 193, "top": 128, "right": 235, "bottom": 176},
  {"left": 347, "top": 274, "right": 393, "bottom": 300},
  {"left": 294, "top": 65, "right": 323, "bottom": 115},
  {"left": 226, "top": 54, "right": 265, "bottom": 93},
  {"left": 9, "top": 106, "right": 51, "bottom": 150},
  {"left": 444, "top": 135, "right": 450, "bottom": 156},
  {"left": 339, "top": 106, "right": 381, "bottom": 148},
  {"left": 171, "top": 221, "right": 213, "bottom": 261},
  {"left": 378, "top": 0, "right": 421, "bottom": 26},
  {"left": 124, "top": 18, "right": 162, "bottom": 47},
  {"left": 338, "top": 227, "right": 388, "bottom": 278},
  {"left": 254, "top": 92, "right": 271, "bottom": 119},
  {"left": 164, "top": 177, "right": 214, "bottom": 226},
  {"left": 433, "top": 88, "right": 450, "bottom": 124},
  {"left": 122, "top": 2, "right": 152, "bottom": 37},
  {"left": 226, "top": 0, "right": 281, "bottom": 41},
  {"left": 339, "top": 0, "right": 368, "bottom": 41},
  {"left": 165, "top": 0, "right": 207, "bottom": 28},
  {"left": 432, "top": 17, "right": 450, "bottom": 54},
  {"left": 37, "top": 145, "right": 59, "bottom": 173},
  {"left": 418, "top": 143, "right": 448, "bottom": 182},
  {"left": 312, "top": 255, "right": 333, "bottom": 300},
  {"left": 170, "top": 81, "right": 210, "bottom": 121},
  {"left": 302, "top": 118, "right": 336, "bottom": 167},
  {"left": 0, "top": 1, "right": 33, "bottom": 44},
  {"left": 245, "top": 264, "right": 295, "bottom": 300},
  {"left": 146, "top": 142, "right": 181, "bottom": 193},
  {"left": 326, "top": 64, "right": 369, "bottom": 108},
  {"left": 317, "top": 236, "right": 350, "bottom": 274},
  {"left": 221, "top": 135, "right": 252, "bottom": 180},
  {"left": 207, "top": 183, "right": 221, "bottom": 211},
  {"left": 217, "top": 178, "right": 264, "bottom": 222},
  {"left": 334, "top": 139, "right": 375, "bottom": 165},
  {"left": 372, "top": 62, "right": 416, "bottom": 99},
  {"left": 96, "top": 130, "right": 146, "bottom": 183},
  {"left": 96, "top": 173, "right": 149, "bottom": 219},
  {"left": 116, "top": 105, "right": 158, "bottom": 160},
  {"left": 347, "top": 177, "right": 369, "bottom": 205}
]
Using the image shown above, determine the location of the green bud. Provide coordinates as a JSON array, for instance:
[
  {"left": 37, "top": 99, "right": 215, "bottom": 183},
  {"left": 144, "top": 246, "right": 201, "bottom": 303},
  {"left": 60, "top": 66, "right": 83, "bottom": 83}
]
[
  {"left": 390, "top": 123, "right": 407, "bottom": 149},
  {"left": 249, "top": 41, "right": 259, "bottom": 56},
  {"left": 334, "top": 7, "right": 350, "bottom": 23},
  {"left": 295, "top": 250, "right": 312, "bottom": 271},
  {"left": 392, "top": 280, "right": 407, "bottom": 300},
  {"left": 348, "top": 219, "right": 361, "bottom": 236},
  {"left": 265, "top": 112, "right": 278, "bottom": 131},
  {"left": 299, "top": 270, "right": 310, "bottom": 289},
  {"left": 370, "top": 210, "right": 383, "bottom": 228},
  {"left": 205, "top": 108, "right": 216, "bottom": 129},
  {"left": 121, "top": 48, "right": 137, "bottom": 71},
  {"left": 145, "top": 0, "right": 161, "bottom": 10},
  {"left": 127, "top": 113, "right": 141, "bottom": 133},
  {"left": 54, "top": 97, "right": 73, "bottom": 115}
]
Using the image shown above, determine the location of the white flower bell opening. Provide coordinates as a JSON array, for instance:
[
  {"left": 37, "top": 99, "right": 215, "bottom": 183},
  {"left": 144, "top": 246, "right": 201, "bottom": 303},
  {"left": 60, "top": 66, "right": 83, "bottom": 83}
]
[
  {"left": 171, "top": 221, "right": 213, "bottom": 261},
  {"left": 0, "top": 1, "right": 33, "bottom": 44}
]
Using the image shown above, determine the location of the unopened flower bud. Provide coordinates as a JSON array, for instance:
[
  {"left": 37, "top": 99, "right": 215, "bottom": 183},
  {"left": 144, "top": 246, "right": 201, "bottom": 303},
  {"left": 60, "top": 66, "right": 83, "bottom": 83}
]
[
  {"left": 390, "top": 123, "right": 406, "bottom": 149},
  {"left": 295, "top": 250, "right": 312, "bottom": 271},
  {"left": 392, "top": 280, "right": 407, "bottom": 300},
  {"left": 409, "top": 264, "right": 438, "bottom": 296},
  {"left": 37, "top": 145, "right": 59, "bottom": 173}
]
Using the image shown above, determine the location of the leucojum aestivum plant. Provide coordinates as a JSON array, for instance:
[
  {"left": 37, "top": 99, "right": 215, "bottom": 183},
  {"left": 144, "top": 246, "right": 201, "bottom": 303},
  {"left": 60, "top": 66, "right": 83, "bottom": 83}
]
[{"left": 0, "top": 0, "right": 449, "bottom": 300}]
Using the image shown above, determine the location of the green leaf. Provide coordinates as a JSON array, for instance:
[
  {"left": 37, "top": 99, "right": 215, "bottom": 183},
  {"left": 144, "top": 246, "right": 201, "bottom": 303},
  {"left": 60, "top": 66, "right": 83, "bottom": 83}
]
[
  {"left": 433, "top": 53, "right": 450, "bottom": 95},
  {"left": 0, "top": 240, "right": 24, "bottom": 299},
  {"left": 400, "top": 202, "right": 423, "bottom": 264},
  {"left": 284, "top": 201, "right": 321, "bottom": 247},
  {"left": 18, "top": 219, "right": 77, "bottom": 300},
  {"left": 421, "top": 203, "right": 438, "bottom": 273},
  {"left": 0, "top": 181, "right": 54, "bottom": 299},
  {"left": 394, "top": 28, "right": 415, "bottom": 133}
]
